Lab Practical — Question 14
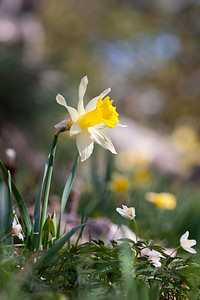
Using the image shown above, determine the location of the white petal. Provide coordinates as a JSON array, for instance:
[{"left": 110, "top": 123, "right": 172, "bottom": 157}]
[
  {"left": 85, "top": 87, "right": 111, "bottom": 113},
  {"left": 188, "top": 240, "right": 197, "bottom": 247},
  {"left": 123, "top": 215, "right": 132, "bottom": 220},
  {"left": 115, "top": 122, "right": 127, "bottom": 128},
  {"left": 154, "top": 261, "right": 161, "bottom": 268},
  {"left": 54, "top": 119, "right": 69, "bottom": 129},
  {"left": 78, "top": 76, "right": 88, "bottom": 115},
  {"left": 89, "top": 128, "right": 117, "bottom": 154},
  {"left": 12, "top": 219, "right": 17, "bottom": 227},
  {"left": 148, "top": 256, "right": 161, "bottom": 267},
  {"left": 180, "top": 231, "right": 189, "bottom": 243},
  {"left": 131, "top": 207, "right": 136, "bottom": 218},
  {"left": 122, "top": 205, "right": 128, "bottom": 210},
  {"left": 18, "top": 233, "right": 24, "bottom": 240},
  {"left": 76, "top": 132, "right": 94, "bottom": 162},
  {"left": 93, "top": 123, "right": 106, "bottom": 130},
  {"left": 116, "top": 208, "right": 126, "bottom": 216},
  {"left": 56, "top": 94, "right": 79, "bottom": 122},
  {"left": 69, "top": 123, "right": 82, "bottom": 136},
  {"left": 184, "top": 247, "right": 197, "bottom": 254},
  {"left": 56, "top": 93, "right": 67, "bottom": 107}
]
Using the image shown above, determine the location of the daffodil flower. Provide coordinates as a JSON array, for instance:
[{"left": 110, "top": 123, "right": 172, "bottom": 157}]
[
  {"left": 180, "top": 231, "right": 196, "bottom": 254},
  {"left": 55, "top": 76, "right": 125, "bottom": 162},
  {"left": 12, "top": 219, "right": 24, "bottom": 241},
  {"left": 116, "top": 205, "right": 136, "bottom": 220}
]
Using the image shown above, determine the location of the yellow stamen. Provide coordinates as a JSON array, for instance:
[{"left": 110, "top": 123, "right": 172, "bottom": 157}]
[
  {"left": 125, "top": 208, "right": 133, "bottom": 217},
  {"left": 185, "top": 239, "right": 190, "bottom": 247},
  {"left": 77, "top": 97, "right": 119, "bottom": 130},
  {"left": 16, "top": 224, "right": 22, "bottom": 233}
]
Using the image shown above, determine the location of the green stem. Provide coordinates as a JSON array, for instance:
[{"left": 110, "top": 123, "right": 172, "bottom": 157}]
[
  {"left": 39, "top": 134, "right": 58, "bottom": 249},
  {"left": 164, "top": 246, "right": 180, "bottom": 266},
  {"left": 133, "top": 219, "right": 138, "bottom": 243}
]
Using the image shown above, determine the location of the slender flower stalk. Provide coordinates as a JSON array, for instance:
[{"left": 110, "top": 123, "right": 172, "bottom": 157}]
[
  {"left": 133, "top": 219, "right": 138, "bottom": 243},
  {"left": 39, "top": 134, "right": 58, "bottom": 249}
]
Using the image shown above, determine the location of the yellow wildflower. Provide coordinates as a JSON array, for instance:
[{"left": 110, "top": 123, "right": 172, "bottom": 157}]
[
  {"left": 115, "top": 150, "right": 151, "bottom": 172},
  {"left": 133, "top": 168, "right": 151, "bottom": 185},
  {"left": 145, "top": 192, "right": 176, "bottom": 210},
  {"left": 110, "top": 174, "right": 130, "bottom": 195},
  {"left": 172, "top": 125, "right": 199, "bottom": 152}
]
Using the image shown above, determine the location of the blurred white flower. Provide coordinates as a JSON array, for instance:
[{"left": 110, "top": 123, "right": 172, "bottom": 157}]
[
  {"left": 180, "top": 231, "right": 196, "bottom": 254},
  {"left": 148, "top": 255, "right": 162, "bottom": 268},
  {"left": 12, "top": 219, "right": 24, "bottom": 241},
  {"left": 116, "top": 205, "right": 136, "bottom": 220},
  {"left": 56, "top": 76, "right": 125, "bottom": 162},
  {"left": 148, "top": 250, "right": 164, "bottom": 268}
]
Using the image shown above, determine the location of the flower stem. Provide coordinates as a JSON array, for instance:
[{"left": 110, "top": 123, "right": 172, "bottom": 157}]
[
  {"left": 133, "top": 219, "right": 138, "bottom": 243},
  {"left": 39, "top": 134, "right": 58, "bottom": 249}
]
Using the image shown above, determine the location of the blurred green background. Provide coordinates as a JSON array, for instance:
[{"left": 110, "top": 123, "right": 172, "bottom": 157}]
[{"left": 1, "top": 0, "right": 200, "bottom": 134}]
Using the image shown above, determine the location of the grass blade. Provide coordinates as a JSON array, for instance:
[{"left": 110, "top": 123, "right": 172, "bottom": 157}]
[
  {"left": 32, "top": 161, "right": 48, "bottom": 250},
  {"left": 0, "top": 174, "right": 12, "bottom": 243},
  {"left": 33, "top": 221, "right": 94, "bottom": 271},
  {"left": 0, "top": 160, "right": 32, "bottom": 239},
  {"left": 57, "top": 153, "right": 79, "bottom": 238},
  {"left": 39, "top": 135, "right": 58, "bottom": 248}
]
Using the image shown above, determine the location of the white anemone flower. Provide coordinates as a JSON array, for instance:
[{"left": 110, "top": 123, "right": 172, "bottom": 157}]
[
  {"left": 12, "top": 219, "right": 24, "bottom": 241},
  {"left": 148, "top": 255, "right": 162, "bottom": 268},
  {"left": 148, "top": 250, "right": 163, "bottom": 268},
  {"left": 180, "top": 231, "right": 196, "bottom": 254},
  {"left": 55, "top": 76, "right": 125, "bottom": 162},
  {"left": 116, "top": 205, "right": 136, "bottom": 220}
]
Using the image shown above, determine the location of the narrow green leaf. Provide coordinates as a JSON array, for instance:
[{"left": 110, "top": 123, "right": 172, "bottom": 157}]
[
  {"left": 0, "top": 175, "right": 11, "bottom": 242},
  {"left": 57, "top": 153, "right": 79, "bottom": 239},
  {"left": 32, "top": 160, "right": 48, "bottom": 250},
  {"left": 75, "top": 214, "right": 88, "bottom": 247},
  {"left": 33, "top": 221, "right": 94, "bottom": 271},
  {"left": 0, "top": 160, "right": 32, "bottom": 238},
  {"left": 39, "top": 135, "right": 58, "bottom": 248},
  {"left": 149, "top": 283, "right": 160, "bottom": 300}
]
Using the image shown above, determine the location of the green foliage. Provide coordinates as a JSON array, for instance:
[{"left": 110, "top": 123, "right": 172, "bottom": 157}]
[
  {"left": 42, "top": 212, "right": 57, "bottom": 249},
  {"left": 31, "top": 239, "right": 200, "bottom": 299},
  {"left": 0, "top": 160, "right": 32, "bottom": 245},
  {"left": 39, "top": 134, "right": 58, "bottom": 249},
  {"left": 57, "top": 153, "right": 79, "bottom": 239},
  {"left": 33, "top": 222, "right": 93, "bottom": 272},
  {"left": 0, "top": 174, "right": 12, "bottom": 244}
]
